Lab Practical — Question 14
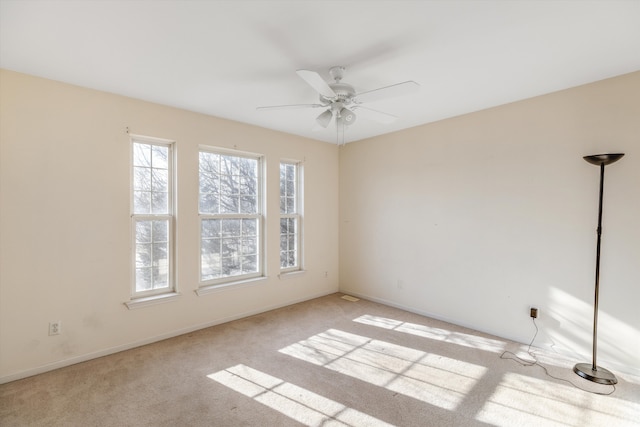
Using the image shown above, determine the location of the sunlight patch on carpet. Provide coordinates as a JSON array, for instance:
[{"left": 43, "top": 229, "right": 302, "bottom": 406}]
[
  {"left": 354, "top": 314, "right": 506, "bottom": 353},
  {"left": 208, "top": 364, "right": 394, "bottom": 427},
  {"left": 279, "top": 328, "right": 487, "bottom": 411},
  {"left": 476, "top": 372, "right": 640, "bottom": 427}
]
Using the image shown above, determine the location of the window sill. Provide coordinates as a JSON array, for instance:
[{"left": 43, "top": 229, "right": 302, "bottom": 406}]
[
  {"left": 278, "top": 270, "right": 306, "bottom": 280},
  {"left": 124, "top": 292, "right": 181, "bottom": 310},
  {"left": 195, "top": 276, "right": 267, "bottom": 296}
]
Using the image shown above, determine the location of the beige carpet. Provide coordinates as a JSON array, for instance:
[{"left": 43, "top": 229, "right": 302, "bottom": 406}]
[{"left": 1, "top": 293, "right": 639, "bottom": 426}]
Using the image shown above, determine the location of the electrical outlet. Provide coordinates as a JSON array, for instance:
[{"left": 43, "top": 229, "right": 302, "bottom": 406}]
[
  {"left": 49, "top": 321, "right": 61, "bottom": 336},
  {"left": 530, "top": 307, "right": 538, "bottom": 319}
]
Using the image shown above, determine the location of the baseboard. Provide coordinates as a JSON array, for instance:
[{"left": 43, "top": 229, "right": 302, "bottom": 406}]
[
  {"left": 0, "top": 290, "right": 336, "bottom": 385},
  {"left": 340, "top": 288, "right": 640, "bottom": 379}
]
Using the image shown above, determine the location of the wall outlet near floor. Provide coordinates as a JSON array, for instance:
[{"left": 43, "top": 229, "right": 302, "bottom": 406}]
[
  {"left": 49, "top": 321, "right": 61, "bottom": 336},
  {"left": 530, "top": 307, "right": 538, "bottom": 319}
]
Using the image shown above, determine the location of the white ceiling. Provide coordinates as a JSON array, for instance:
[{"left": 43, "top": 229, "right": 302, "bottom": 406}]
[{"left": 2, "top": 0, "right": 640, "bottom": 144}]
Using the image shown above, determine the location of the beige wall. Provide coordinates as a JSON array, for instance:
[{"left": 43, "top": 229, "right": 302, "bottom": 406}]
[
  {"left": 339, "top": 72, "right": 640, "bottom": 376},
  {"left": 2, "top": 69, "right": 638, "bottom": 382},
  {"left": 0, "top": 69, "right": 340, "bottom": 382}
]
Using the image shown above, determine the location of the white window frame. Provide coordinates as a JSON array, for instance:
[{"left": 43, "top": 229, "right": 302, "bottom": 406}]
[
  {"left": 279, "top": 160, "right": 302, "bottom": 273},
  {"left": 128, "top": 135, "right": 177, "bottom": 304},
  {"left": 198, "top": 146, "right": 264, "bottom": 291}
]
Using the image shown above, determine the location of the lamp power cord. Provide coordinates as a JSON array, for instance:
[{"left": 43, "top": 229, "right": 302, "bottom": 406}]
[{"left": 499, "top": 317, "right": 616, "bottom": 396}]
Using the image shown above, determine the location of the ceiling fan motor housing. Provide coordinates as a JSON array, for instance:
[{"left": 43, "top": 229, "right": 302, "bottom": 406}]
[{"left": 320, "top": 82, "right": 356, "bottom": 105}]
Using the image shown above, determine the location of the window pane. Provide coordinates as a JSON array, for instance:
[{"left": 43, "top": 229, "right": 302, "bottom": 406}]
[
  {"left": 153, "top": 265, "right": 169, "bottom": 289},
  {"left": 286, "top": 197, "right": 295, "bottom": 214},
  {"left": 242, "top": 218, "right": 257, "bottom": 236},
  {"left": 242, "top": 237, "right": 257, "bottom": 255},
  {"left": 136, "top": 243, "right": 151, "bottom": 268},
  {"left": 151, "top": 145, "right": 168, "bottom": 169},
  {"left": 280, "top": 162, "right": 300, "bottom": 270},
  {"left": 134, "top": 218, "right": 170, "bottom": 289},
  {"left": 133, "top": 143, "right": 151, "bottom": 167},
  {"left": 286, "top": 178, "right": 295, "bottom": 198},
  {"left": 220, "top": 174, "right": 237, "bottom": 196},
  {"left": 131, "top": 140, "right": 173, "bottom": 296},
  {"left": 152, "top": 168, "right": 168, "bottom": 193},
  {"left": 222, "top": 219, "right": 241, "bottom": 237},
  {"left": 152, "top": 242, "right": 168, "bottom": 265},
  {"left": 200, "top": 194, "right": 219, "bottom": 214},
  {"left": 199, "top": 152, "right": 220, "bottom": 175},
  {"left": 201, "top": 262, "right": 220, "bottom": 281},
  {"left": 242, "top": 255, "right": 257, "bottom": 274},
  {"left": 201, "top": 238, "right": 221, "bottom": 280},
  {"left": 222, "top": 237, "right": 239, "bottom": 256},
  {"left": 136, "top": 221, "right": 152, "bottom": 243},
  {"left": 151, "top": 191, "right": 168, "bottom": 214},
  {"left": 199, "top": 150, "right": 261, "bottom": 283},
  {"left": 222, "top": 255, "right": 240, "bottom": 276},
  {"left": 201, "top": 219, "right": 221, "bottom": 238},
  {"left": 136, "top": 268, "right": 152, "bottom": 291},
  {"left": 200, "top": 174, "right": 218, "bottom": 195},
  {"left": 202, "top": 238, "right": 221, "bottom": 257},
  {"left": 220, "top": 155, "right": 234, "bottom": 175},
  {"left": 134, "top": 167, "right": 151, "bottom": 191},
  {"left": 239, "top": 157, "right": 256, "bottom": 178},
  {"left": 240, "top": 176, "right": 256, "bottom": 196},
  {"left": 152, "top": 220, "right": 168, "bottom": 242},
  {"left": 280, "top": 163, "right": 297, "bottom": 215},
  {"left": 240, "top": 196, "right": 256, "bottom": 214},
  {"left": 220, "top": 194, "right": 238, "bottom": 213},
  {"left": 133, "top": 191, "right": 151, "bottom": 214}
]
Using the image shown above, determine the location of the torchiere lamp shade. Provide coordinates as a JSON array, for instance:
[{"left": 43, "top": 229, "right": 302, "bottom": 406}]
[{"left": 583, "top": 153, "right": 625, "bottom": 166}]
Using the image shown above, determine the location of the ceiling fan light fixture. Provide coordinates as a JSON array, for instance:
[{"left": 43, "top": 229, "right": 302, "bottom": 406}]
[
  {"left": 339, "top": 107, "right": 356, "bottom": 126},
  {"left": 316, "top": 109, "right": 333, "bottom": 128}
]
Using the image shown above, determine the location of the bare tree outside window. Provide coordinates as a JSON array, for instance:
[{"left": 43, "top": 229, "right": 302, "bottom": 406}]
[
  {"left": 199, "top": 150, "right": 262, "bottom": 284},
  {"left": 280, "top": 161, "right": 301, "bottom": 271},
  {"left": 131, "top": 140, "right": 174, "bottom": 297}
]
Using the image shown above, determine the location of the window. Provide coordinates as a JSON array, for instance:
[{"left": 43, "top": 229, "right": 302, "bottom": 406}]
[
  {"left": 280, "top": 161, "right": 301, "bottom": 271},
  {"left": 199, "top": 149, "right": 262, "bottom": 286},
  {"left": 131, "top": 138, "right": 174, "bottom": 298}
]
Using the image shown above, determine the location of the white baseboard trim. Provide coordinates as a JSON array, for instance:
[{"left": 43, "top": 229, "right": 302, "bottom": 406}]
[
  {"left": 0, "top": 290, "right": 336, "bottom": 385},
  {"left": 340, "top": 288, "right": 640, "bottom": 379}
]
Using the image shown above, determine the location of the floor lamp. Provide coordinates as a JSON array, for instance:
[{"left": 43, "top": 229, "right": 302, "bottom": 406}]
[{"left": 573, "top": 153, "right": 624, "bottom": 385}]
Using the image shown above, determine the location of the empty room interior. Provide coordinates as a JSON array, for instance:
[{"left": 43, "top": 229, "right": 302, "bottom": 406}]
[{"left": 1, "top": 1, "right": 639, "bottom": 426}]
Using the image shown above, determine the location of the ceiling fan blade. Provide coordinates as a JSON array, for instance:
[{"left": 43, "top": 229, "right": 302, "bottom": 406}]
[
  {"left": 352, "top": 105, "right": 397, "bottom": 124},
  {"left": 296, "top": 69, "right": 337, "bottom": 99},
  {"left": 256, "top": 103, "right": 325, "bottom": 110},
  {"left": 355, "top": 81, "right": 419, "bottom": 103}
]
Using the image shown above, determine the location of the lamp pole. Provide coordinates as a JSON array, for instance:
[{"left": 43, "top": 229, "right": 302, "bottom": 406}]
[{"left": 573, "top": 153, "right": 624, "bottom": 385}]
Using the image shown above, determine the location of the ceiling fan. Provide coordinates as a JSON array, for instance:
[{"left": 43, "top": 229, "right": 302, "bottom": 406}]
[{"left": 257, "top": 66, "right": 419, "bottom": 144}]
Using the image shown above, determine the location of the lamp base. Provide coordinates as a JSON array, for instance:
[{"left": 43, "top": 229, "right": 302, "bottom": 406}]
[{"left": 573, "top": 363, "right": 618, "bottom": 385}]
